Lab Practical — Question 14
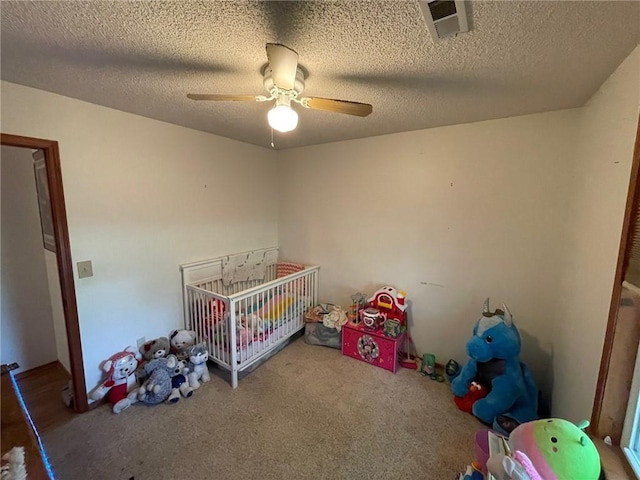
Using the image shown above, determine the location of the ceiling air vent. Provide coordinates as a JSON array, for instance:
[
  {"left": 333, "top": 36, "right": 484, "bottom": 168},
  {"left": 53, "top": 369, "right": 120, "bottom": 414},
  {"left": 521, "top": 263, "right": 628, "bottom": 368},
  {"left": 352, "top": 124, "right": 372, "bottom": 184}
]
[{"left": 418, "top": 0, "right": 469, "bottom": 41}]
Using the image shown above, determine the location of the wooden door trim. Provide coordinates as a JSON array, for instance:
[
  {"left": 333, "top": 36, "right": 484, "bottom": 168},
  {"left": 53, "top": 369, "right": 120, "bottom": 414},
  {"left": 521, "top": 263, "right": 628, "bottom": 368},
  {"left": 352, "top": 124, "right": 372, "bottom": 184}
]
[
  {"left": 1, "top": 133, "right": 88, "bottom": 413},
  {"left": 591, "top": 113, "right": 640, "bottom": 434}
]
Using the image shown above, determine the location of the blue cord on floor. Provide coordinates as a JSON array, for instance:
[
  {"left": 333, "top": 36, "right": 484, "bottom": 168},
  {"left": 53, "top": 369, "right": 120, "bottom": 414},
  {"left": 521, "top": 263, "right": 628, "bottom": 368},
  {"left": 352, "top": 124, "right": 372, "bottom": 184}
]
[{"left": 10, "top": 373, "right": 56, "bottom": 479}]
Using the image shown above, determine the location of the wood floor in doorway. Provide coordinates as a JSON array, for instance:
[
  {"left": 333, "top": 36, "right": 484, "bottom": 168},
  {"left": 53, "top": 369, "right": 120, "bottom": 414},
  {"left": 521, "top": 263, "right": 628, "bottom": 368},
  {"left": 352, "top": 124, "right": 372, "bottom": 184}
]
[{"left": 15, "top": 361, "right": 76, "bottom": 435}]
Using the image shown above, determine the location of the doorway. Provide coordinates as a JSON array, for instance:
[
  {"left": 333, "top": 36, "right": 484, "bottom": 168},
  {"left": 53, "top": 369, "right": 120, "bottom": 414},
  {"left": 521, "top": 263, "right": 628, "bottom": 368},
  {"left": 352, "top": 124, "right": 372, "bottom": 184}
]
[{"left": 1, "top": 134, "right": 88, "bottom": 413}]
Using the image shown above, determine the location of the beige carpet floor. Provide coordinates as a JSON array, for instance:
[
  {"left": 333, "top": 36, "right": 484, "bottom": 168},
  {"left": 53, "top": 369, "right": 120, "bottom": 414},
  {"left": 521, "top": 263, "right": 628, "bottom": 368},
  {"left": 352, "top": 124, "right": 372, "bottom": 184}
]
[{"left": 43, "top": 338, "right": 484, "bottom": 480}]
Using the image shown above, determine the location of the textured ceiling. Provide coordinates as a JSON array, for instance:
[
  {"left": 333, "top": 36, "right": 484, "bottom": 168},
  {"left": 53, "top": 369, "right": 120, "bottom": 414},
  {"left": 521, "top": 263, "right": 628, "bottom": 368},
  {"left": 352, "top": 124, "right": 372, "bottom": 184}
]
[{"left": 1, "top": 1, "right": 639, "bottom": 150}]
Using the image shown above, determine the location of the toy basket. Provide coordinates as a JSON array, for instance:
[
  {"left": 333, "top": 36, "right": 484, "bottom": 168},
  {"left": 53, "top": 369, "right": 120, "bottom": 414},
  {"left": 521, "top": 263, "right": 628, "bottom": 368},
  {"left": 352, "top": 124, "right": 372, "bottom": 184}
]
[
  {"left": 304, "top": 306, "right": 326, "bottom": 323},
  {"left": 303, "top": 304, "right": 344, "bottom": 349}
]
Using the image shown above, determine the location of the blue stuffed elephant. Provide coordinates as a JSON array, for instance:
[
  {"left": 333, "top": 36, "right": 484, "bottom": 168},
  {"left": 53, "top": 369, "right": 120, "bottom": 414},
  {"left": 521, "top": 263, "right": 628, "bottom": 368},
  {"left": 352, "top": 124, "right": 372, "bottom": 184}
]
[{"left": 451, "top": 298, "right": 539, "bottom": 434}]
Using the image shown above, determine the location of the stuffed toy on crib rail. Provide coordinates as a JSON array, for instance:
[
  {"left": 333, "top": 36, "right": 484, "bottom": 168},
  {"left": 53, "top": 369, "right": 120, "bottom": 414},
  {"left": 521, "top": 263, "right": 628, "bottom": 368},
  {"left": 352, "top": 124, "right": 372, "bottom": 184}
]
[{"left": 451, "top": 298, "right": 539, "bottom": 434}]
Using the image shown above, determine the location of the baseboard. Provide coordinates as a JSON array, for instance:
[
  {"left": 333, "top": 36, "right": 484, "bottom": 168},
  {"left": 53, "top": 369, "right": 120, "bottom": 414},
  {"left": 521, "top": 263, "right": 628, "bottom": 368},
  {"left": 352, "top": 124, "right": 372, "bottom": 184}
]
[{"left": 88, "top": 397, "right": 106, "bottom": 411}]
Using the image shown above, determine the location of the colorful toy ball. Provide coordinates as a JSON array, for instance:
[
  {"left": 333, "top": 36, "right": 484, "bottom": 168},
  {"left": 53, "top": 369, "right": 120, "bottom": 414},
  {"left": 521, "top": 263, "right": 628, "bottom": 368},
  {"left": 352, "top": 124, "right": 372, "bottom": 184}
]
[{"left": 487, "top": 418, "right": 601, "bottom": 480}]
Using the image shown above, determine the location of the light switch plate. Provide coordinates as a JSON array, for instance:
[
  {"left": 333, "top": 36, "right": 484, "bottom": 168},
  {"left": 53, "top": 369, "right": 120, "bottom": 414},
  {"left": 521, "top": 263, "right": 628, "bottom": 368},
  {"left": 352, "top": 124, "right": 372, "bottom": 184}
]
[{"left": 77, "top": 260, "right": 93, "bottom": 278}]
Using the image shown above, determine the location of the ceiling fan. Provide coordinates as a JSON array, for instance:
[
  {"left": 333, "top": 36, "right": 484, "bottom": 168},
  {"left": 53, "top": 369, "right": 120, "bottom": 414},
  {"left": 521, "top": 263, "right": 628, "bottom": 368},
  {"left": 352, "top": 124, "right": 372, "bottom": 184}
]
[{"left": 187, "top": 43, "right": 373, "bottom": 134}]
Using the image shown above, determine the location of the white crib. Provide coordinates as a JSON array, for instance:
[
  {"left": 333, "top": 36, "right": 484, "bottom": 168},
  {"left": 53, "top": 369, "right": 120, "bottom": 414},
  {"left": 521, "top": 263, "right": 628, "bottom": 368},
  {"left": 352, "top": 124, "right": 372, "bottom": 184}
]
[{"left": 180, "top": 247, "right": 319, "bottom": 388}]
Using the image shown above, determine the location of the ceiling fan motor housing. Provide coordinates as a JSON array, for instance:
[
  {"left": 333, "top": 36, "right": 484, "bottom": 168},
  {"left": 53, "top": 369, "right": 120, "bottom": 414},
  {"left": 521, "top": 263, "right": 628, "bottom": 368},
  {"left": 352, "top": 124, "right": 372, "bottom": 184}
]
[{"left": 263, "top": 66, "right": 305, "bottom": 98}]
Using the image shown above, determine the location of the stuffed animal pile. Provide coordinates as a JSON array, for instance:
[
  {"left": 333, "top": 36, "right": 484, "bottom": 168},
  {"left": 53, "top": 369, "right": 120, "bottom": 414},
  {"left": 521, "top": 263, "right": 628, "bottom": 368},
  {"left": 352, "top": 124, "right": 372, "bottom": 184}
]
[
  {"left": 451, "top": 298, "right": 539, "bottom": 434},
  {"left": 90, "top": 329, "right": 210, "bottom": 414}
]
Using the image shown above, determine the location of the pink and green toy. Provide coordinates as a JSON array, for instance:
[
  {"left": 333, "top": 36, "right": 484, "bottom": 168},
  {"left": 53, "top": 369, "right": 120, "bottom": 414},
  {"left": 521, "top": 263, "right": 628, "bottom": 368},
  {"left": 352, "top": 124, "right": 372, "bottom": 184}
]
[{"left": 486, "top": 418, "right": 601, "bottom": 480}]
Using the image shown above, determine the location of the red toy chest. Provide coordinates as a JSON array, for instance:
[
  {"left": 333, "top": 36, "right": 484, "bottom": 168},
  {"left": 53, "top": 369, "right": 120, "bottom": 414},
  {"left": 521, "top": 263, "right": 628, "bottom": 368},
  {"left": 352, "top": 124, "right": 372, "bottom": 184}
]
[{"left": 341, "top": 322, "right": 405, "bottom": 373}]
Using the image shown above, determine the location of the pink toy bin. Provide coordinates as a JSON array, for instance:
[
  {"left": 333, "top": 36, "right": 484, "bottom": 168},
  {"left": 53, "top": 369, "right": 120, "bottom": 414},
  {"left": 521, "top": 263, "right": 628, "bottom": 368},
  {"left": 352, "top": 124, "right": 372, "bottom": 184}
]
[{"left": 474, "top": 429, "right": 491, "bottom": 474}]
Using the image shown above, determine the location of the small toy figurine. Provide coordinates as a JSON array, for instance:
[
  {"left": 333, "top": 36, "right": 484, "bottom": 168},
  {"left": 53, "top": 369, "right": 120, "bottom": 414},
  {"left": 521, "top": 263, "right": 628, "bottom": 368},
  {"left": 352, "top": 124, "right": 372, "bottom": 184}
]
[
  {"left": 420, "top": 353, "right": 435, "bottom": 376},
  {"left": 420, "top": 353, "right": 444, "bottom": 382},
  {"left": 445, "top": 358, "right": 461, "bottom": 382}
]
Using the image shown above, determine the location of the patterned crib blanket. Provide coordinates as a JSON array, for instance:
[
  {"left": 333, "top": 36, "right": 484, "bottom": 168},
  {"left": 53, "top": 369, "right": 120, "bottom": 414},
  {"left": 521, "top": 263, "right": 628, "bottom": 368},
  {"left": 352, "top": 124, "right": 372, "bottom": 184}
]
[
  {"left": 221, "top": 250, "right": 269, "bottom": 287},
  {"left": 195, "top": 293, "right": 308, "bottom": 356}
]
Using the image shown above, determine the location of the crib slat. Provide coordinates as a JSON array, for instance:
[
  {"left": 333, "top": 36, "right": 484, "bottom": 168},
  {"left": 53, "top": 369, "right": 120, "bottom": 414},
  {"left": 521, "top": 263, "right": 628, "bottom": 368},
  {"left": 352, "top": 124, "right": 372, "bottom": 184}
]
[{"left": 183, "top": 262, "right": 319, "bottom": 388}]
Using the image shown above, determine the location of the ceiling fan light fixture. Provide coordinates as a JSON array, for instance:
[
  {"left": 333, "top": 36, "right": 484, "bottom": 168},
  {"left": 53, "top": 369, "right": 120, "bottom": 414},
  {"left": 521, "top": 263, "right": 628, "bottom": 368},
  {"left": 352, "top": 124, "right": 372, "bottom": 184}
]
[{"left": 268, "top": 96, "right": 298, "bottom": 133}]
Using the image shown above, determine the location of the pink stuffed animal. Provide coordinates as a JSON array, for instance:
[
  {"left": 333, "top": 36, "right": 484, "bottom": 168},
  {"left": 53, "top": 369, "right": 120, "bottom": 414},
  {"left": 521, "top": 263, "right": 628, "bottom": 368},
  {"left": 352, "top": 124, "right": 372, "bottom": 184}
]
[{"left": 90, "top": 346, "right": 140, "bottom": 413}]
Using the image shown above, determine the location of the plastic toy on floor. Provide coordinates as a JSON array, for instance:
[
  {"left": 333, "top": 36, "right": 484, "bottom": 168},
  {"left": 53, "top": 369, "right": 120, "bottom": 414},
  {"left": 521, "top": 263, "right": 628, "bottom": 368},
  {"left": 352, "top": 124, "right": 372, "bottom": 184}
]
[
  {"left": 399, "top": 332, "right": 420, "bottom": 369},
  {"left": 486, "top": 418, "right": 601, "bottom": 480},
  {"left": 420, "top": 353, "right": 444, "bottom": 381},
  {"left": 446, "top": 358, "right": 461, "bottom": 382},
  {"left": 451, "top": 298, "right": 539, "bottom": 434},
  {"left": 455, "top": 462, "right": 484, "bottom": 480}
]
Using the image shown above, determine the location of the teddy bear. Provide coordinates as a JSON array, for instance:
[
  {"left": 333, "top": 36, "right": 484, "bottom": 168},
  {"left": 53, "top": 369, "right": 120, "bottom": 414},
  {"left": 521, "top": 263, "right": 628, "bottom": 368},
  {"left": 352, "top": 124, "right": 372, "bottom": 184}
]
[
  {"left": 169, "top": 329, "right": 197, "bottom": 362},
  {"left": 89, "top": 346, "right": 141, "bottom": 414},
  {"left": 168, "top": 358, "right": 193, "bottom": 403},
  {"left": 135, "top": 336, "right": 170, "bottom": 383},
  {"left": 129, "top": 354, "right": 177, "bottom": 405},
  {"left": 188, "top": 343, "right": 211, "bottom": 389}
]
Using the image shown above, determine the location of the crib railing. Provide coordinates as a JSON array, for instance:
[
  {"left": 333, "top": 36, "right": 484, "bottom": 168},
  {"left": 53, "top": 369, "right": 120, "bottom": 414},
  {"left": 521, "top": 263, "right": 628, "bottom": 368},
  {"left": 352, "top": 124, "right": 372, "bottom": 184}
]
[
  {"left": 192, "top": 263, "right": 278, "bottom": 297},
  {"left": 185, "top": 265, "right": 319, "bottom": 387}
]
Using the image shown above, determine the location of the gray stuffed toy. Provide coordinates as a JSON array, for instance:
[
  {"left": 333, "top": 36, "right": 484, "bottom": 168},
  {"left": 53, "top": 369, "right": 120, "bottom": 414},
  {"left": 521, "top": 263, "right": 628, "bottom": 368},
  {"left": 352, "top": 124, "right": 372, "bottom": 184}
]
[
  {"left": 188, "top": 343, "right": 211, "bottom": 389},
  {"left": 132, "top": 354, "right": 177, "bottom": 405},
  {"left": 135, "top": 336, "right": 170, "bottom": 383}
]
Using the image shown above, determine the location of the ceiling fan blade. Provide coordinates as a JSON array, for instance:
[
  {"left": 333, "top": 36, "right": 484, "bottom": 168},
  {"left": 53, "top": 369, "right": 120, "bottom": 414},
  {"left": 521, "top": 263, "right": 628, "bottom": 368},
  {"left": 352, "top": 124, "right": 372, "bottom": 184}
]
[
  {"left": 187, "top": 94, "right": 268, "bottom": 102},
  {"left": 266, "top": 43, "right": 299, "bottom": 90},
  {"left": 300, "top": 97, "right": 373, "bottom": 117}
]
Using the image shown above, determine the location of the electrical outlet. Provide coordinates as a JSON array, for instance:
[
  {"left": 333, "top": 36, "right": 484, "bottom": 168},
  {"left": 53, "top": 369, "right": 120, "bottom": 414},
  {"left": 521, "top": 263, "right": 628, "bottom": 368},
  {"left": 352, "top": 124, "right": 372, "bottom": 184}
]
[
  {"left": 77, "top": 260, "right": 93, "bottom": 279},
  {"left": 137, "top": 337, "right": 146, "bottom": 349}
]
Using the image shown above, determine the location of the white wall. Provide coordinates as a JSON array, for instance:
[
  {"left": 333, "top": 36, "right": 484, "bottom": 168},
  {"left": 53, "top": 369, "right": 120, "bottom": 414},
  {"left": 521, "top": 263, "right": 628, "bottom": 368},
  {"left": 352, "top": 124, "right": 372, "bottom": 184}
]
[
  {"left": 553, "top": 46, "right": 640, "bottom": 422},
  {"left": 2, "top": 45, "right": 636, "bottom": 416},
  {"left": 1, "top": 145, "right": 58, "bottom": 373},
  {"left": 278, "top": 46, "right": 640, "bottom": 423},
  {"left": 0, "top": 81, "right": 279, "bottom": 393},
  {"left": 278, "top": 109, "right": 581, "bottom": 404},
  {"left": 45, "top": 250, "right": 70, "bottom": 372}
]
